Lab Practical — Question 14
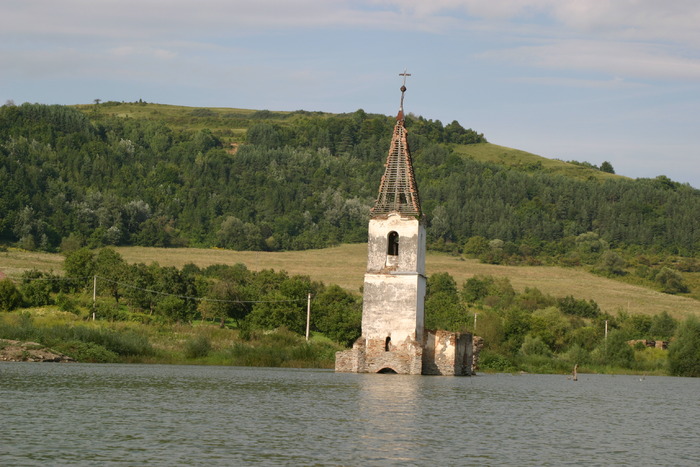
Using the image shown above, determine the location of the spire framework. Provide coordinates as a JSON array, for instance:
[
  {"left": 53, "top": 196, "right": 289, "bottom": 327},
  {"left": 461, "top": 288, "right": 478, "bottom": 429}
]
[{"left": 370, "top": 72, "right": 421, "bottom": 218}]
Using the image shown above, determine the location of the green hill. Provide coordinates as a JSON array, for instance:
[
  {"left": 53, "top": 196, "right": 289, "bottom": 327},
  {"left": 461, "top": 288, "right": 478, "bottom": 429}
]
[{"left": 2, "top": 101, "right": 700, "bottom": 262}]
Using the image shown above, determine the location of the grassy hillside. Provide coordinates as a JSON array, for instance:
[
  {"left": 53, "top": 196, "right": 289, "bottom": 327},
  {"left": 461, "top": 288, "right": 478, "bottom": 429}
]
[
  {"left": 3, "top": 245, "right": 699, "bottom": 320},
  {"left": 452, "top": 143, "right": 626, "bottom": 183},
  {"left": 78, "top": 102, "right": 618, "bottom": 182}
]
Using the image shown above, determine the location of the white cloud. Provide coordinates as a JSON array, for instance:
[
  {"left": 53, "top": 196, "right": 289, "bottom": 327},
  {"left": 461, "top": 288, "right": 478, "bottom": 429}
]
[{"left": 481, "top": 40, "right": 700, "bottom": 81}]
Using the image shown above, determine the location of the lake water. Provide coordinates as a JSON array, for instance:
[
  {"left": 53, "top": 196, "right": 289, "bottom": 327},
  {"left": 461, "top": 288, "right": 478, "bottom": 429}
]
[{"left": 1, "top": 363, "right": 698, "bottom": 466}]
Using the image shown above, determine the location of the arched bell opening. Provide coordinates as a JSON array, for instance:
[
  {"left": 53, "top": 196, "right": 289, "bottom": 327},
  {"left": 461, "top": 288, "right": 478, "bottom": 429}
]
[{"left": 387, "top": 231, "right": 399, "bottom": 256}]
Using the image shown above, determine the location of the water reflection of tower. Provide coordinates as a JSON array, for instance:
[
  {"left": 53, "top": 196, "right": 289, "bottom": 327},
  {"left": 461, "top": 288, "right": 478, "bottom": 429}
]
[{"left": 355, "top": 374, "right": 421, "bottom": 463}]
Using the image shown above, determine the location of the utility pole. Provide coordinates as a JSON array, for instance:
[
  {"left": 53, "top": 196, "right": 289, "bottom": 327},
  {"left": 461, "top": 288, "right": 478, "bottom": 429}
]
[
  {"left": 305, "top": 293, "right": 311, "bottom": 341},
  {"left": 92, "top": 275, "right": 97, "bottom": 321}
]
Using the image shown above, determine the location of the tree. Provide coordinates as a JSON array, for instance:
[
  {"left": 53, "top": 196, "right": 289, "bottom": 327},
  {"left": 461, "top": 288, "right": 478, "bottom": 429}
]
[
  {"left": 19, "top": 270, "right": 52, "bottom": 307},
  {"left": 649, "top": 311, "right": 677, "bottom": 340},
  {"left": 593, "top": 330, "right": 634, "bottom": 368},
  {"left": 63, "top": 248, "right": 95, "bottom": 292},
  {"left": 312, "top": 285, "right": 361, "bottom": 346},
  {"left": 668, "top": 316, "right": 700, "bottom": 377},
  {"left": 597, "top": 250, "right": 626, "bottom": 276},
  {"left": 201, "top": 277, "right": 254, "bottom": 326},
  {"left": 655, "top": 267, "right": 689, "bottom": 294},
  {"left": 600, "top": 161, "right": 615, "bottom": 174},
  {"left": 94, "top": 248, "right": 127, "bottom": 302},
  {"left": 0, "top": 279, "right": 24, "bottom": 311}
]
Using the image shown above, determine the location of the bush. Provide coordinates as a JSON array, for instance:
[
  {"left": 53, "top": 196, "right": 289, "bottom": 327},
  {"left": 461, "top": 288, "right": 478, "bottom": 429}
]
[
  {"left": 479, "top": 350, "right": 516, "bottom": 372},
  {"left": 19, "top": 271, "right": 53, "bottom": 307},
  {"left": 56, "top": 293, "right": 79, "bottom": 315},
  {"left": 55, "top": 340, "right": 118, "bottom": 363},
  {"left": 558, "top": 296, "right": 600, "bottom": 318},
  {"left": 668, "top": 316, "right": 700, "bottom": 377},
  {"left": 520, "top": 335, "right": 552, "bottom": 357},
  {"left": 655, "top": 267, "right": 689, "bottom": 294},
  {"left": 559, "top": 344, "right": 590, "bottom": 365},
  {"left": 592, "top": 330, "right": 634, "bottom": 368},
  {"left": 185, "top": 335, "right": 212, "bottom": 359},
  {"left": 0, "top": 279, "right": 24, "bottom": 311}
]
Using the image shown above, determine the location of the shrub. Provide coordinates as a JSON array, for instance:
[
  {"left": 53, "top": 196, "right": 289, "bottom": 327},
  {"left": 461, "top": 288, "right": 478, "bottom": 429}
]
[
  {"left": 479, "top": 350, "right": 516, "bottom": 372},
  {"left": 559, "top": 344, "right": 590, "bottom": 365},
  {"left": 592, "top": 330, "right": 634, "bottom": 368},
  {"left": 55, "top": 340, "right": 118, "bottom": 363},
  {"left": 185, "top": 335, "right": 212, "bottom": 359},
  {"left": 655, "top": 267, "right": 689, "bottom": 294},
  {"left": 0, "top": 279, "right": 24, "bottom": 311},
  {"left": 19, "top": 271, "right": 53, "bottom": 307},
  {"left": 668, "top": 316, "right": 700, "bottom": 377},
  {"left": 56, "top": 293, "right": 79, "bottom": 315},
  {"left": 558, "top": 295, "right": 600, "bottom": 318},
  {"left": 520, "top": 335, "right": 552, "bottom": 357}
]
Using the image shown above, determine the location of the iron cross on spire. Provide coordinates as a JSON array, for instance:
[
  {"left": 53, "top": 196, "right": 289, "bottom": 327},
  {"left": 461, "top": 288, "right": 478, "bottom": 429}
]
[{"left": 398, "top": 69, "right": 411, "bottom": 118}]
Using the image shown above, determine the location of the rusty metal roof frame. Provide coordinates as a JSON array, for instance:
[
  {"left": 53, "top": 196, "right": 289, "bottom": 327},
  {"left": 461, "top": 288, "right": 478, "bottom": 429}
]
[{"left": 370, "top": 71, "right": 422, "bottom": 218}]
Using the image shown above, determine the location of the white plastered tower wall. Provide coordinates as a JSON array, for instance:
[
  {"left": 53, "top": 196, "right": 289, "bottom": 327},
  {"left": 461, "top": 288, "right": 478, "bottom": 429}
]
[{"left": 362, "top": 214, "right": 426, "bottom": 345}]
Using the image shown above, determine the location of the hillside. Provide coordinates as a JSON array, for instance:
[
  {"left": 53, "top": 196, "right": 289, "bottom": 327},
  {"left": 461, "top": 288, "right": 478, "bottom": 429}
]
[
  {"left": 77, "top": 102, "right": 621, "bottom": 183},
  {"left": 3, "top": 101, "right": 700, "bottom": 261}
]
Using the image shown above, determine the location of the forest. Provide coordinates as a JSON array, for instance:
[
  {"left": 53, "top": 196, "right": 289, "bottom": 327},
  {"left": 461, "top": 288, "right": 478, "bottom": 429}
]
[{"left": 2, "top": 102, "right": 700, "bottom": 261}]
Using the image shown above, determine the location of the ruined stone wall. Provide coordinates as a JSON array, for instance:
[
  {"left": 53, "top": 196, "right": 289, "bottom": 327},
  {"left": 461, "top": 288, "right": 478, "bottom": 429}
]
[
  {"left": 422, "top": 330, "right": 472, "bottom": 376},
  {"left": 471, "top": 336, "right": 484, "bottom": 374},
  {"left": 335, "top": 336, "right": 423, "bottom": 374}
]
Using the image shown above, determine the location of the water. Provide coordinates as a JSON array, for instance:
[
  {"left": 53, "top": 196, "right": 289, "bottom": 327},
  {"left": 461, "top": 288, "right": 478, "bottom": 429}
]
[{"left": 1, "top": 363, "right": 698, "bottom": 466}]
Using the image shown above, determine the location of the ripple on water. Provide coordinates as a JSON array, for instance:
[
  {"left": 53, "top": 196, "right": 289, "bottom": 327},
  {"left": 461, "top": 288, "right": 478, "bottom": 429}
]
[{"left": 1, "top": 363, "right": 699, "bottom": 466}]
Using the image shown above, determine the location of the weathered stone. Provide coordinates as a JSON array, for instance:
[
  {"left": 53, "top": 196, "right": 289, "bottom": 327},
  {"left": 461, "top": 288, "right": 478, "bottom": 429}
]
[{"left": 0, "top": 339, "right": 75, "bottom": 362}]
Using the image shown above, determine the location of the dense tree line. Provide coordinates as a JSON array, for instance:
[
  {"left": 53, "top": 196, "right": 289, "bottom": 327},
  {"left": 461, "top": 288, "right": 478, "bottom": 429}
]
[
  {"left": 423, "top": 271, "right": 698, "bottom": 376},
  {"left": 2, "top": 102, "right": 700, "bottom": 259},
  {"left": 0, "top": 248, "right": 362, "bottom": 346}
]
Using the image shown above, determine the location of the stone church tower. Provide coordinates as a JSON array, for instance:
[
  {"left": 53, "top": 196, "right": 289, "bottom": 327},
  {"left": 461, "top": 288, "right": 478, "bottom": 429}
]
[{"left": 335, "top": 74, "right": 474, "bottom": 375}]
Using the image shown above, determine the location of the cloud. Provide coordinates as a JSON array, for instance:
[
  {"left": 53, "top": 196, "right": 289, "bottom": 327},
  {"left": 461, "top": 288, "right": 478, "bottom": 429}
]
[
  {"left": 509, "top": 76, "right": 636, "bottom": 90},
  {"left": 481, "top": 40, "right": 700, "bottom": 82}
]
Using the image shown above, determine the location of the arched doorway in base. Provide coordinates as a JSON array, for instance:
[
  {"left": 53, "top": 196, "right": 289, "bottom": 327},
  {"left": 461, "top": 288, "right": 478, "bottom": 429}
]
[{"left": 377, "top": 367, "right": 398, "bottom": 374}]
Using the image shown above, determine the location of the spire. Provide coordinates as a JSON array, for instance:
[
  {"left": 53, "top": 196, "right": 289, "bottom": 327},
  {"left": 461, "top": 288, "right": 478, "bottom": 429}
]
[
  {"left": 370, "top": 71, "right": 421, "bottom": 218},
  {"left": 397, "top": 69, "right": 410, "bottom": 121}
]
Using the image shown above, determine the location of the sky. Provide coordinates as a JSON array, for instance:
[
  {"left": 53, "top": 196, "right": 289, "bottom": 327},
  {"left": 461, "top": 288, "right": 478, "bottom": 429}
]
[{"left": 2, "top": 0, "right": 700, "bottom": 187}]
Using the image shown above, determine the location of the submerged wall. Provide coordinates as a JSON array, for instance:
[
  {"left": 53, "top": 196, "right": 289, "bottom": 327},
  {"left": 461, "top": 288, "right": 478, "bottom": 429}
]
[{"left": 335, "top": 330, "right": 478, "bottom": 376}]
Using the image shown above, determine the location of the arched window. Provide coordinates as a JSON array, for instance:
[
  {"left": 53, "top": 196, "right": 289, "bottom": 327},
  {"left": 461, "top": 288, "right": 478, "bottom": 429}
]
[
  {"left": 384, "top": 336, "right": 392, "bottom": 351},
  {"left": 387, "top": 231, "right": 399, "bottom": 256}
]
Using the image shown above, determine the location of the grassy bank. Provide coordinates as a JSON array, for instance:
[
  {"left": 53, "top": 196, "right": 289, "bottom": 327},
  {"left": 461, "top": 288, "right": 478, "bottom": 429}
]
[{"left": 0, "top": 308, "right": 341, "bottom": 368}]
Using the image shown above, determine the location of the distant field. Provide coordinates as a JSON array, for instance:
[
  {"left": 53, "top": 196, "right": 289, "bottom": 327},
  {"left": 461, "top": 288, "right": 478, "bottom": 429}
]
[{"left": 3, "top": 245, "right": 698, "bottom": 320}]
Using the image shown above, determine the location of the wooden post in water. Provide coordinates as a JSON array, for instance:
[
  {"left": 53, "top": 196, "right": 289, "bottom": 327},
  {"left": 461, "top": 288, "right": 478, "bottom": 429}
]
[
  {"left": 305, "top": 293, "right": 311, "bottom": 341},
  {"left": 573, "top": 364, "right": 578, "bottom": 381}
]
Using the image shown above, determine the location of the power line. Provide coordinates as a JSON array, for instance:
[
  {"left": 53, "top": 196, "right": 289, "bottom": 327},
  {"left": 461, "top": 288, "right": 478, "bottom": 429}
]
[
  {"left": 3, "top": 273, "right": 309, "bottom": 304},
  {"left": 95, "top": 275, "right": 308, "bottom": 304}
]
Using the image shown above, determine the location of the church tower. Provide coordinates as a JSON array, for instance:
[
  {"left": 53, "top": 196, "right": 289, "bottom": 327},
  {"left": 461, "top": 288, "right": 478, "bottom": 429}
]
[
  {"left": 335, "top": 72, "right": 474, "bottom": 376},
  {"left": 360, "top": 72, "right": 426, "bottom": 374}
]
